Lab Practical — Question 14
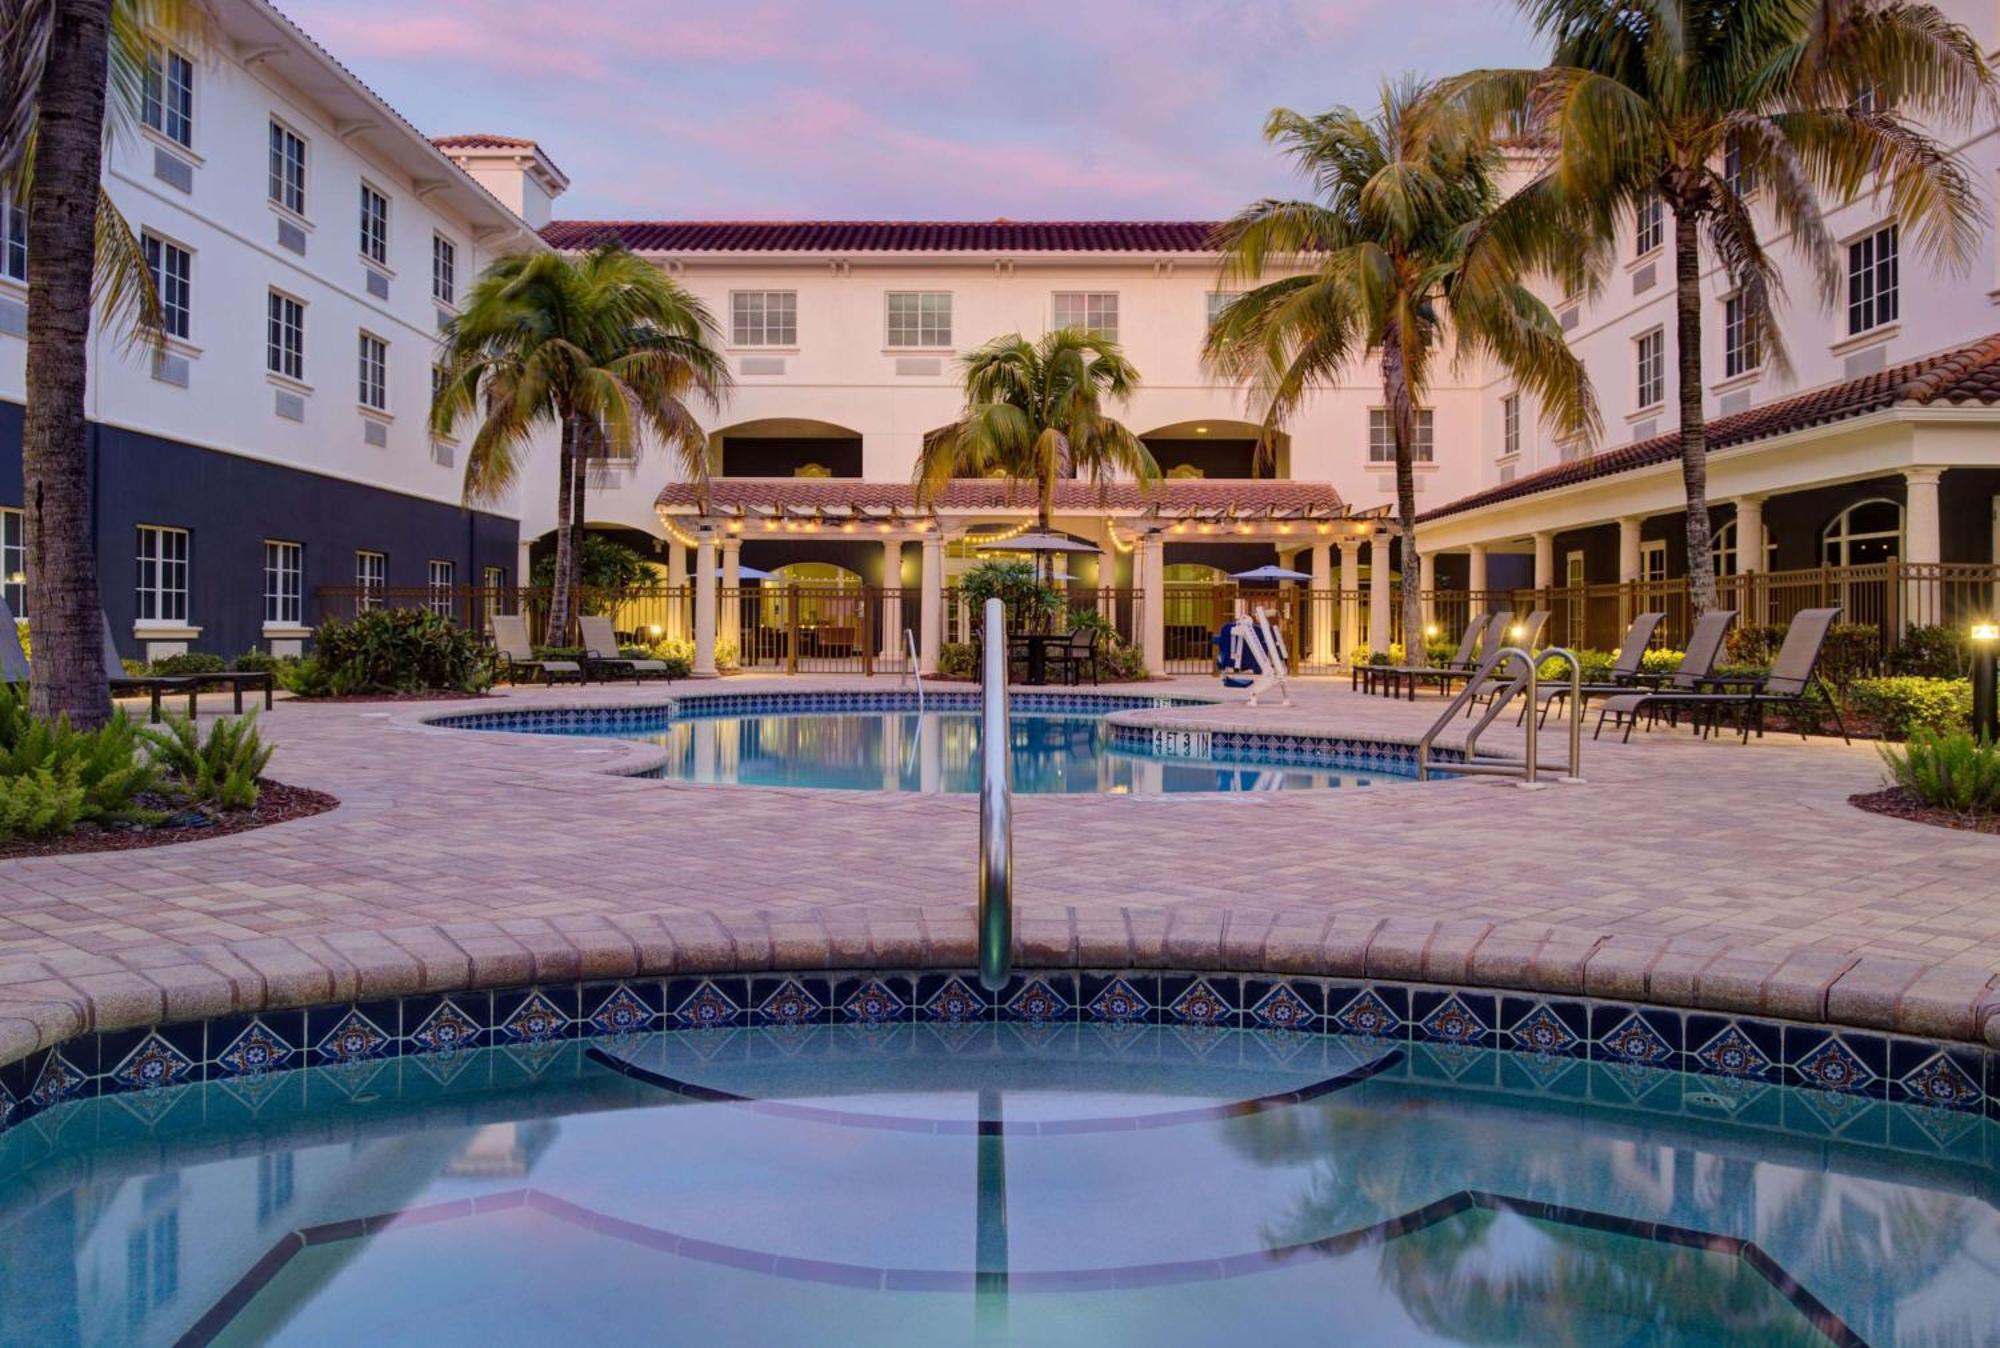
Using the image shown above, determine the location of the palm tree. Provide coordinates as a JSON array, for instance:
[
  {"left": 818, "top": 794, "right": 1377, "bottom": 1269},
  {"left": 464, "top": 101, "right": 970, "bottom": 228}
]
[
  {"left": 1454, "top": 0, "right": 1996, "bottom": 613},
  {"left": 433, "top": 243, "right": 729, "bottom": 644},
  {"left": 915, "top": 328, "right": 1158, "bottom": 580},
  {"left": 1207, "top": 78, "right": 1597, "bottom": 652},
  {"left": 5, "top": 0, "right": 189, "bottom": 728}
]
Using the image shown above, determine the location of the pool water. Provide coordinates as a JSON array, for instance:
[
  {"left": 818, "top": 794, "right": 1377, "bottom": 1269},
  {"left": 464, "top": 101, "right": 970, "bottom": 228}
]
[
  {"left": 2, "top": 1023, "right": 1992, "bottom": 1347},
  {"left": 629, "top": 709, "right": 1407, "bottom": 793}
]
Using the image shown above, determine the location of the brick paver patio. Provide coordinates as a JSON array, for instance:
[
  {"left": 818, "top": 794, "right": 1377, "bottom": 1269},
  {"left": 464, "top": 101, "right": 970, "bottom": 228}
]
[{"left": 1, "top": 673, "right": 1997, "bottom": 1071}]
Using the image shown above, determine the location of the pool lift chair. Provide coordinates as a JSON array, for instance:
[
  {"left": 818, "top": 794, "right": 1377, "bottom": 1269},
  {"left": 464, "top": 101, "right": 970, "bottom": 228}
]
[{"left": 1221, "top": 607, "right": 1291, "bottom": 707}]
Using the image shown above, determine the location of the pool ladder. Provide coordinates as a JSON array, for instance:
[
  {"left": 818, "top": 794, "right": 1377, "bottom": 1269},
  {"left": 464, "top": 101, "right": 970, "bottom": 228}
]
[
  {"left": 901, "top": 626, "right": 924, "bottom": 710},
  {"left": 1417, "top": 645, "right": 1586, "bottom": 786},
  {"left": 978, "top": 599, "right": 1013, "bottom": 991}
]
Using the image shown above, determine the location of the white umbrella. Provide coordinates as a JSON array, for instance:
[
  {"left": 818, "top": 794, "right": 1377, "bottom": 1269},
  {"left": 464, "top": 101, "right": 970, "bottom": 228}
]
[
  {"left": 735, "top": 565, "right": 776, "bottom": 581},
  {"left": 974, "top": 531, "right": 1100, "bottom": 554},
  {"left": 1231, "top": 564, "right": 1313, "bottom": 582}
]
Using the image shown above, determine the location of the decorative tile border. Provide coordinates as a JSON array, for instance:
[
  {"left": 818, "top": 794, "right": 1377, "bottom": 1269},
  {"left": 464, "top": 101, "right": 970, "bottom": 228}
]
[
  {"left": 2, "top": 969, "right": 1993, "bottom": 1140},
  {"left": 1103, "top": 722, "right": 1466, "bottom": 772}
]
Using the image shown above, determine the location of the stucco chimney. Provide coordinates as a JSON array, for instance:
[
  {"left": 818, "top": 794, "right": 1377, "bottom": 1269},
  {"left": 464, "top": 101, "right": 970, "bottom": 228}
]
[{"left": 433, "top": 134, "right": 570, "bottom": 230}]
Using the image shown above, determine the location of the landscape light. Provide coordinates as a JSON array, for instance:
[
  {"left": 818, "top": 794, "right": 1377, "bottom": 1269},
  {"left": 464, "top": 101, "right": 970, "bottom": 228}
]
[
  {"left": 1509, "top": 623, "right": 1525, "bottom": 640},
  {"left": 1973, "top": 623, "right": 2000, "bottom": 741}
]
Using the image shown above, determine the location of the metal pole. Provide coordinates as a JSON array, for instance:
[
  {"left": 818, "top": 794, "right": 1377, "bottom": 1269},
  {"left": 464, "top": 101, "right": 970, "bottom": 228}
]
[
  {"left": 978, "top": 598, "right": 1013, "bottom": 992},
  {"left": 1973, "top": 625, "right": 1999, "bottom": 742}
]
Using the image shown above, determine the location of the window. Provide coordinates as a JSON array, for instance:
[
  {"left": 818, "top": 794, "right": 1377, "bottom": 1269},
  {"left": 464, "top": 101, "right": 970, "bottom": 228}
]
[
  {"left": 142, "top": 46, "right": 193, "bottom": 148},
  {"left": 135, "top": 526, "right": 189, "bottom": 624},
  {"left": 267, "top": 120, "right": 306, "bottom": 215},
  {"left": 1052, "top": 291, "right": 1118, "bottom": 340},
  {"left": 143, "top": 234, "right": 190, "bottom": 341},
  {"left": 431, "top": 234, "right": 456, "bottom": 305},
  {"left": 357, "top": 332, "right": 388, "bottom": 411},
  {"left": 1636, "top": 327, "right": 1665, "bottom": 409},
  {"left": 359, "top": 184, "right": 388, "bottom": 265},
  {"left": 1847, "top": 224, "right": 1898, "bottom": 335},
  {"left": 482, "top": 565, "right": 505, "bottom": 631},
  {"left": 1205, "top": 291, "right": 1240, "bottom": 326},
  {"left": 1634, "top": 192, "right": 1663, "bottom": 256},
  {"left": 427, "top": 560, "right": 455, "bottom": 617},
  {"left": 0, "top": 192, "right": 25, "bottom": 283},
  {"left": 355, "top": 550, "right": 386, "bottom": 609},
  {"left": 1367, "top": 408, "right": 1435, "bottom": 463},
  {"left": 886, "top": 291, "right": 951, "bottom": 347},
  {"left": 1638, "top": 539, "right": 1667, "bottom": 584},
  {"left": 1723, "top": 294, "right": 1759, "bottom": 378},
  {"left": 263, "top": 540, "right": 302, "bottom": 626},
  {"left": 1, "top": 507, "right": 23, "bottom": 615},
  {"left": 266, "top": 290, "right": 303, "bottom": 380},
  {"left": 1501, "top": 394, "right": 1520, "bottom": 459},
  {"left": 1822, "top": 498, "right": 1902, "bottom": 566},
  {"left": 1722, "top": 136, "right": 1756, "bottom": 197},
  {"left": 730, "top": 290, "right": 796, "bottom": 346}
]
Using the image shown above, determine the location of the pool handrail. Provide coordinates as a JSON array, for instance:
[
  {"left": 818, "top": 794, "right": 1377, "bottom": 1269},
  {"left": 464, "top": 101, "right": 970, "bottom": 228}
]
[
  {"left": 978, "top": 598, "right": 1013, "bottom": 991},
  {"left": 905, "top": 626, "right": 923, "bottom": 711}
]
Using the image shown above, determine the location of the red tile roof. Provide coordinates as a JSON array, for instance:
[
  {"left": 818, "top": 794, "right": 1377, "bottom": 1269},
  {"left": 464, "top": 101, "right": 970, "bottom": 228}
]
[
  {"left": 543, "top": 220, "right": 1224, "bottom": 254},
  {"left": 1421, "top": 332, "right": 2000, "bottom": 523},
  {"left": 657, "top": 477, "right": 1346, "bottom": 517},
  {"left": 431, "top": 133, "right": 539, "bottom": 149}
]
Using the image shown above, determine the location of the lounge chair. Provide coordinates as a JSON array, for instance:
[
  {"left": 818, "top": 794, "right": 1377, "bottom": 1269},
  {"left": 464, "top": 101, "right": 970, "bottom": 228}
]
[
  {"left": 578, "top": 615, "right": 674, "bottom": 682},
  {"left": 1596, "top": 607, "right": 1846, "bottom": 744},
  {"left": 1586, "top": 609, "right": 1737, "bottom": 739},
  {"left": 97, "top": 614, "right": 274, "bottom": 723},
  {"left": 1521, "top": 611, "right": 1665, "bottom": 726},
  {"left": 491, "top": 614, "right": 585, "bottom": 685},
  {"left": 0, "top": 598, "right": 27, "bottom": 685},
  {"left": 1356, "top": 613, "right": 1489, "bottom": 698},
  {"left": 1455, "top": 609, "right": 1550, "bottom": 705}
]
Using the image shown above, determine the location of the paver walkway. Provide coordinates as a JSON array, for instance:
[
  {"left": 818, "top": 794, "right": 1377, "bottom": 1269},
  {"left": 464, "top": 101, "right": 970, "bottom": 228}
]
[{"left": 1, "top": 673, "right": 1997, "bottom": 1068}]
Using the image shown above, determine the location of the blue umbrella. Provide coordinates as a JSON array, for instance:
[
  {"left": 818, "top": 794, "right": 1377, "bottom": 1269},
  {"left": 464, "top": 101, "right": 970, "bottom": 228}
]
[
  {"left": 1230, "top": 564, "right": 1312, "bottom": 582},
  {"left": 733, "top": 564, "right": 776, "bottom": 581}
]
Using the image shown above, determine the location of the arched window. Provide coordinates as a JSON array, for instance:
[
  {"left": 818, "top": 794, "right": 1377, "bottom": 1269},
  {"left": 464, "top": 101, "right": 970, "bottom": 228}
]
[
  {"left": 1713, "top": 519, "right": 1737, "bottom": 576},
  {"left": 1163, "top": 563, "right": 1228, "bottom": 585},
  {"left": 1821, "top": 498, "right": 1903, "bottom": 567}
]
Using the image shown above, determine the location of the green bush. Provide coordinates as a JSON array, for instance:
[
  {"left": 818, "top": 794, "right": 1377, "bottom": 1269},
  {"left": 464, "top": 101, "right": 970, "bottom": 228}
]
[
  {"left": 1725, "top": 624, "right": 1786, "bottom": 667},
  {"left": 939, "top": 643, "right": 978, "bottom": 679},
  {"left": 648, "top": 634, "right": 735, "bottom": 672},
  {"left": 1893, "top": 624, "right": 1966, "bottom": 678},
  {"left": 312, "top": 608, "right": 492, "bottom": 695},
  {"left": 1847, "top": 676, "right": 1972, "bottom": 740},
  {"left": 1879, "top": 728, "right": 2000, "bottom": 812},
  {"left": 142, "top": 713, "right": 273, "bottom": 811},
  {"left": 530, "top": 535, "right": 657, "bottom": 612},
  {"left": 0, "top": 684, "right": 162, "bottom": 837},
  {"left": 279, "top": 656, "right": 334, "bottom": 698},
  {"left": 232, "top": 649, "right": 284, "bottom": 674},
  {"left": 149, "top": 650, "right": 227, "bottom": 677},
  {"left": 959, "top": 560, "right": 1064, "bottom": 632},
  {"left": 1821, "top": 623, "right": 1882, "bottom": 688},
  {"left": 1096, "top": 642, "right": 1147, "bottom": 681}
]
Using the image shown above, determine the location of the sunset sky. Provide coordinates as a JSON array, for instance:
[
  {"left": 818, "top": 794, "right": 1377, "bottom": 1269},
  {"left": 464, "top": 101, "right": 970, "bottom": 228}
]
[{"left": 280, "top": 0, "right": 1543, "bottom": 220}]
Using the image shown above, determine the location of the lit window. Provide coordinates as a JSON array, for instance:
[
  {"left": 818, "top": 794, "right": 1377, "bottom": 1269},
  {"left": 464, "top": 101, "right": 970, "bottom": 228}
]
[
  {"left": 0, "top": 193, "right": 25, "bottom": 283},
  {"left": 355, "top": 550, "right": 386, "bottom": 609},
  {"left": 1636, "top": 328, "right": 1665, "bottom": 409},
  {"left": 268, "top": 120, "right": 306, "bottom": 215},
  {"left": 1367, "top": 408, "right": 1434, "bottom": 463},
  {"left": 427, "top": 560, "right": 455, "bottom": 617},
  {"left": 1634, "top": 192, "right": 1663, "bottom": 256},
  {"left": 359, "top": 184, "right": 388, "bottom": 265},
  {"left": 143, "top": 234, "right": 191, "bottom": 341},
  {"left": 263, "top": 540, "right": 302, "bottom": 626},
  {"left": 730, "top": 291, "right": 796, "bottom": 346},
  {"left": 266, "top": 290, "right": 304, "bottom": 380},
  {"left": 1847, "top": 224, "right": 1898, "bottom": 335},
  {"left": 1052, "top": 291, "right": 1118, "bottom": 341},
  {"left": 135, "top": 525, "right": 189, "bottom": 624},
  {"left": 1501, "top": 393, "right": 1520, "bottom": 459},
  {"left": 358, "top": 332, "right": 387, "bottom": 410},
  {"left": 431, "top": 234, "right": 456, "bottom": 305},
  {"left": 1, "top": 506, "right": 24, "bottom": 615},
  {"left": 1723, "top": 294, "right": 1759, "bottom": 378},
  {"left": 142, "top": 46, "right": 193, "bottom": 148},
  {"left": 886, "top": 291, "right": 951, "bottom": 347}
]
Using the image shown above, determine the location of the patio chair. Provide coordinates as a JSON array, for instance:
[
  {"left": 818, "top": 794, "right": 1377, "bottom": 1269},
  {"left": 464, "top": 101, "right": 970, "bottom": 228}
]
[
  {"left": 1046, "top": 627, "right": 1101, "bottom": 686},
  {"left": 1596, "top": 607, "right": 1846, "bottom": 744},
  {"left": 1453, "top": 609, "right": 1550, "bottom": 706},
  {"left": 491, "top": 613, "right": 585, "bottom": 685},
  {"left": 1585, "top": 608, "right": 1736, "bottom": 739},
  {"left": 0, "top": 597, "right": 27, "bottom": 685},
  {"left": 578, "top": 615, "right": 674, "bottom": 682},
  {"left": 1356, "top": 612, "right": 1489, "bottom": 698},
  {"left": 93, "top": 613, "right": 269, "bottom": 722},
  {"left": 1521, "top": 611, "right": 1664, "bottom": 726}
]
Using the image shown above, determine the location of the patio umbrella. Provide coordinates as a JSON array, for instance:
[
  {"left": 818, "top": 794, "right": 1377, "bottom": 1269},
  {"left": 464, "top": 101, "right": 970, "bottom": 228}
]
[
  {"left": 1230, "top": 564, "right": 1313, "bottom": 582},
  {"left": 973, "top": 531, "right": 1100, "bottom": 555},
  {"left": 734, "top": 565, "right": 776, "bottom": 581}
]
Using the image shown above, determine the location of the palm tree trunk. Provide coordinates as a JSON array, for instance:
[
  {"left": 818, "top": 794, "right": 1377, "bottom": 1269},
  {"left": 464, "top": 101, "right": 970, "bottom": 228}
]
[
  {"left": 547, "top": 414, "right": 578, "bottom": 645},
  {"left": 1673, "top": 202, "right": 1718, "bottom": 616},
  {"left": 22, "top": 0, "right": 113, "bottom": 728},
  {"left": 1381, "top": 332, "right": 1423, "bottom": 661},
  {"left": 567, "top": 421, "right": 589, "bottom": 625}
]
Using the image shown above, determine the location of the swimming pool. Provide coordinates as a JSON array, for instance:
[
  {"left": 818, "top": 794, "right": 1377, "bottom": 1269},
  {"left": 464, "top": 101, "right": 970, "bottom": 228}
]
[
  {"left": 3, "top": 993, "right": 1991, "bottom": 1348},
  {"left": 436, "top": 693, "right": 1433, "bottom": 794}
]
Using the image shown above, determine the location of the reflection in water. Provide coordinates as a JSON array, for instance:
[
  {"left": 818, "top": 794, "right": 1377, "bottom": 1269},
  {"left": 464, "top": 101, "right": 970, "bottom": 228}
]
[{"left": 642, "top": 709, "right": 1403, "bottom": 794}]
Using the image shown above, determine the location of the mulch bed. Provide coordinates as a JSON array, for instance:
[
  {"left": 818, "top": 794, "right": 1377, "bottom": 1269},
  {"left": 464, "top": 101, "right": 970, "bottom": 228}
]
[
  {"left": 1849, "top": 785, "right": 2000, "bottom": 835},
  {"left": 0, "top": 781, "right": 338, "bottom": 860}
]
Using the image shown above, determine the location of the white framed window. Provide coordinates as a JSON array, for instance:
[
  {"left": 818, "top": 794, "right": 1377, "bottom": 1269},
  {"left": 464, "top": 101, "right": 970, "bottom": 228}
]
[
  {"left": 427, "top": 560, "right": 455, "bottom": 617},
  {"left": 730, "top": 290, "right": 796, "bottom": 346},
  {"left": 268, "top": 119, "right": 307, "bottom": 215},
  {"left": 1822, "top": 498, "right": 1902, "bottom": 566},
  {"left": 1638, "top": 539, "right": 1667, "bottom": 584},
  {"left": 1722, "top": 135, "right": 1756, "bottom": 197},
  {"left": 359, "top": 183, "right": 389, "bottom": 265},
  {"left": 1052, "top": 291, "right": 1118, "bottom": 341},
  {"left": 266, "top": 290, "right": 303, "bottom": 381},
  {"left": 0, "top": 193, "right": 25, "bottom": 284},
  {"left": 355, "top": 550, "right": 386, "bottom": 609},
  {"left": 886, "top": 291, "right": 951, "bottom": 348},
  {"left": 1205, "top": 291, "right": 1240, "bottom": 326},
  {"left": 1847, "top": 224, "right": 1898, "bottom": 336},
  {"left": 431, "top": 234, "right": 456, "bottom": 305},
  {"left": 1636, "top": 327, "right": 1665, "bottom": 409},
  {"left": 142, "top": 46, "right": 194, "bottom": 149},
  {"left": 1367, "top": 408, "right": 1435, "bottom": 463},
  {"left": 1723, "top": 294, "right": 1759, "bottom": 378},
  {"left": 1, "top": 506, "right": 23, "bottom": 615},
  {"left": 143, "top": 234, "right": 191, "bottom": 341},
  {"left": 263, "top": 540, "right": 302, "bottom": 626},
  {"left": 481, "top": 565, "right": 506, "bottom": 630},
  {"left": 135, "top": 525, "right": 189, "bottom": 624},
  {"left": 1501, "top": 393, "right": 1520, "bottom": 459},
  {"left": 1634, "top": 192, "right": 1663, "bottom": 256},
  {"left": 358, "top": 332, "right": 387, "bottom": 411}
]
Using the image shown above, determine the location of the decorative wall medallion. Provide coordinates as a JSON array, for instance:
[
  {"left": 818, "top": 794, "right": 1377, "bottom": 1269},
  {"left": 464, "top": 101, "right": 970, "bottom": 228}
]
[
  {"left": 111, "top": 1034, "right": 197, "bottom": 1092},
  {"left": 411, "top": 1001, "right": 481, "bottom": 1054},
  {"left": 501, "top": 993, "right": 569, "bottom": 1043},
  {"left": 841, "top": 980, "right": 906, "bottom": 1024},
  {"left": 318, "top": 1010, "right": 389, "bottom": 1063},
  {"left": 1600, "top": 1014, "right": 1673, "bottom": 1065},
  {"left": 923, "top": 978, "right": 986, "bottom": 1024},
  {"left": 757, "top": 980, "right": 822, "bottom": 1026},
  {"left": 1087, "top": 978, "right": 1150, "bottom": 1024},
  {"left": 216, "top": 1022, "right": 293, "bottom": 1077}
]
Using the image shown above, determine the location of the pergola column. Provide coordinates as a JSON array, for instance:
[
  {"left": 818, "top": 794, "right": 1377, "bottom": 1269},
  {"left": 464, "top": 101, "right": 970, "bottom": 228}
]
[
  {"left": 919, "top": 532, "right": 943, "bottom": 675},
  {"left": 720, "top": 535, "right": 742, "bottom": 646},
  {"left": 665, "top": 540, "right": 688, "bottom": 641},
  {"left": 1617, "top": 515, "right": 1643, "bottom": 629},
  {"left": 1734, "top": 495, "right": 1766, "bottom": 573},
  {"left": 1098, "top": 545, "right": 1117, "bottom": 620},
  {"left": 1905, "top": 467, "right": 1944, "bottom": 632},
  {"left": 693, "top": 526, "right": 718, "bottom": 677},
  {"left": 1418, "top": 550, "right": 1438, "bottom": 629},
  {"left": 1309, "top": 540, "right": 1333, "bottom": 666},
  {"left": 1140, "top": 529, "right": 1165, "bottom": 674},
  {"left": 1467, "top": 544, "right": 1488, "bottom": 617},
  {"left": 1338, "top": 538, "right": 1360, "bottom": 660},
  {"left": 1532, "top": 530, "right": 1555, "bottom": 591},
  {"left": 1367, "top": 529, "right": 1392, "bottom": 654},
  {"left": 879, "top": 538, "right": 904, "bottom": 661}
]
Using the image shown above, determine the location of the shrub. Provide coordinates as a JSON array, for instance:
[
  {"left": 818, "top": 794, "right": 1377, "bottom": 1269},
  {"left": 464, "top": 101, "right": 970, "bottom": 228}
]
[
  {"left": 1820, "top": 623, "right": 1882, "bottom": 688},
  {"left": 232, "top": 649, "right": 284, "bottom": 674},
  {"left": 959, "top": 560, "right": 1063, "bottom": 631},
  {"left": 312, "top": 608, "right": 492, "bottom": 695},
  {"left": 1879, "top": 729, "right": 2000, "bottom": 813},
  {"left": 1096, "top": 642, "right": 1147, "bottom": 681},
  {"left": 530, "top": 535, "right": 657, "bottom": 612},
  {"left": 149, "top": 650, "right": 226, "bottom": 677},
  {"left": 1847, "top": 676, "right": 1972, "bottom": 740},
  {"left": 939, "top": 643, "right": 978, "bottom": 679},
  {"left": 648, "top": 634, "right": 735, "bottom": 672},
  {"left": 13, "top": 619, "right": 27, "bottom": 660},
  {"left": 280, "top": 656, "right": 334, "bottom": 698},
  {"left": 142, "top": 713, "right": 273, "bottom": 811},
  {"left": 0, "top": 684, "right": 162, "bottom": 836},
  {"left": 1893, "top": 624, "right": 1965, "bottom": 678},
  {"left": 1639, "top": 648, "right": 1686, "bottom": 679},
  {"left": 1725, "top": 624, "right": 1786, "bottom": 667}
]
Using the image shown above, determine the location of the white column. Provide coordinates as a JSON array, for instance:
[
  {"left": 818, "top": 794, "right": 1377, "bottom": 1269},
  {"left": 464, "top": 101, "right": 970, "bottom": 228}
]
[
  {"left": 1617, "top": 515, "right": 1643, "bottom": 629},
  {"left": 1338, "top": 538, "right": 1360, "bottom": 660},
  {"left": 720, "top": 535, "right": 742, "bottom": 646},
  {"left": 1467, "top": 544, "right": 1488, "bottom": 617},
  {"left": 1532, "top": 530, "right": 1555, "bottom": 591},
  {"left": 1734, "top": 496, "right": 1765, "bottom": 573},
  {"left": 1367, "top": 530, "right": 1392, "bottom": 654},
  {"left": 1417, "top": 550, "right": 1438, "bottom": 629},
  {"left": 1905, "top": 467, "right": 1944, "bottom": 632},
  {"left": 919, "top": 532, "right": 943, "bottom": 674},
  {"left": 693, "top": 527, "right": 718, "bottom": 677},
  {"left": 1139, "top": 530, "right": 1165, "bottom": 674},
  {"left": 1310, "top": 541, "right": 1333, "bottom": 666},
  {"left": 1097, "top": 547, "right": 1117, "bottom": 619},
  {"left": 879, "top": 538, "right": 904, "bottom": 662},
  {"left": 665, "top": 541, "right": 688, "bottom": 641}
]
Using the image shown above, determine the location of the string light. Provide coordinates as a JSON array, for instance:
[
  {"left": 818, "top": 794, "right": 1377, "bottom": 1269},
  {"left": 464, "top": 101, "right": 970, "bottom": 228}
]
[{"left": 659, "top": 514, "right": 702, "bottom": 549}]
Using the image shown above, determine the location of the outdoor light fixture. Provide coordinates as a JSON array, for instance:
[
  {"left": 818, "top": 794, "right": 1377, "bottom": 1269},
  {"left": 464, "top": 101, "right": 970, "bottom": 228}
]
[
  {"left": 647, "top": 625, "right": 662, "bottom": 639},
  {"left": 1425, "top": 624, "right": 1439, "bottom": 639},
  {"left": 1973, "top": 622, "right": 2000, "bottom": 741},
  {"left": 1510, "top": 624, "right": 1526, "bottom": 640}
]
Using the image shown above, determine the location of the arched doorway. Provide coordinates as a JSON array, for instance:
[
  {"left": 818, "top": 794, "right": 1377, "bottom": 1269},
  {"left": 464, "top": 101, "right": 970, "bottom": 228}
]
[
  {"left": 708, "top": 418, "right": 865, "bottom": 479},
  {"left": 1139, "top": 420, "right": 1289, "bottom": 479}
]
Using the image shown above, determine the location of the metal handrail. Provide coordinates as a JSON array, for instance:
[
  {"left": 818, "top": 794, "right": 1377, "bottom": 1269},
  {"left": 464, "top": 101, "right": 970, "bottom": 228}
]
[
  {"left": 1538, "top": 646, "right": 1586, "bottom": 782},
  {"left": 978, "top": 598, "right": 1013, "bottom": 991},
  {"left": 1419, "top": 646, "right": 1540, "bottom": 782},
  {"left": 904, "top": 627, "right": 923, "bottom": 710}
]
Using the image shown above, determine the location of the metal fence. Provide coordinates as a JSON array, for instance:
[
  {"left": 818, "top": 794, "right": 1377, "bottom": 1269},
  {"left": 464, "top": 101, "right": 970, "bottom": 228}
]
[{"left": 726, "top": 586, "right": 908, "bottom": 674}]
